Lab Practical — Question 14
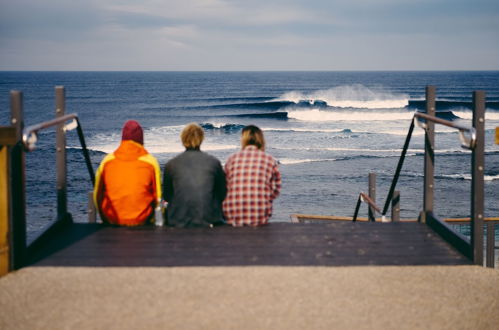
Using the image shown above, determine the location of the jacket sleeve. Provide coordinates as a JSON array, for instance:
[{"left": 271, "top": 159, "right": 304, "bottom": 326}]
[
  {"left": 163, "top": 162, "right": 174, "bottom": 203},
  {"left": 270, "top": 161, "right": 281, "bottom": 200},
  {"left": 93, "top": 153, "right": 115, "bottom": 223},
  {"left": 214, "top": 161, "right": 227, "bottom": 202}
]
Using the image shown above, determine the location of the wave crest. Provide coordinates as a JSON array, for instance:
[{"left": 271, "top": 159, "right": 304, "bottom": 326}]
[
  {"left": 275, "top": 84, "right": 409, "bottom": 109},
  {"left": 200, "top": 122, "right": 245, "bottom": 132}
]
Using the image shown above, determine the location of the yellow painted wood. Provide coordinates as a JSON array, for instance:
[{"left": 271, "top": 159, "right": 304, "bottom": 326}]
[
  {"left": 0, "top": 127, "right": 17, "bottom": 146},
  {"left": 0, "top": 147, "right": 10, "bottom": 275},
  {"left": 496, "top": 127, "right": 499, "bottom": 145}
]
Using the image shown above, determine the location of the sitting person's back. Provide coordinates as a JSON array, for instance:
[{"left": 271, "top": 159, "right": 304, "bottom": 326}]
[
  {"left": 223, "top": 125, "right": 281, "bottom": 226},
  {"left": 93, "top": 120, "right": 161, "bottom": 226},
  {"left": 163, "top": 123, "right": 227, "bottom": 227}
]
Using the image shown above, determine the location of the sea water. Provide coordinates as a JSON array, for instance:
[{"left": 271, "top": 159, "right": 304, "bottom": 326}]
[{"left": 0, "top": 71, "right": 498, "bottom": 242}]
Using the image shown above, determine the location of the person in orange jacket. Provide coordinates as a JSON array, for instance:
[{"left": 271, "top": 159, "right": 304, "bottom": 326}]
[{"left": 93, "top": 120, "right": 161, "bottom": 226}]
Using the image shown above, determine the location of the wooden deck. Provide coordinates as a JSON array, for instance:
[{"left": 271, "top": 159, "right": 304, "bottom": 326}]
[{"left": 28, "top": 221, "right": 470, "bottom": 267}]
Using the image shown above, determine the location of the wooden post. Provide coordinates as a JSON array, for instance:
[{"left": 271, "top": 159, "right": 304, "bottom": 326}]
[
  {"left": 88, "top": 191, "right": 96, "bottom": 223},
  {"left": 368, "top": 173, "right": 376, "bottom": 222},
  {"left": 0, "top": 145, "right": 10, "bottom": 275},
  {"left": 486, "top": 222, "right": 495, "bottom": 268},
  {"left": 391, "top": 191, "right": 400, "bottom": 222},
  {"left": 471, "top": 90, "right": 485, "bottom": 265},
  {"left": 10, "top": 91, "right": 27, "bottom": 270},
  {"left": 0, "top": 126, "right": 17, "bottom": 275},
  {"left": 422, "top": 86, "right": 436, "bottom": 223},
  {"left": 55, "top": 86, "right": 68, "bottom": 221}
]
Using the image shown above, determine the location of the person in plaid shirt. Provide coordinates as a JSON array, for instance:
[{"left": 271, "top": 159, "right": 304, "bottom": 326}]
[{"left": 223, "top": 125, "right": 281, "bottom": 226}]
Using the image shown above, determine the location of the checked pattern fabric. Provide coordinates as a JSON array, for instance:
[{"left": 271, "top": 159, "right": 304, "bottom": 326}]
[{"left": 223, "top": 145, "right": 281, "bottom": 226}]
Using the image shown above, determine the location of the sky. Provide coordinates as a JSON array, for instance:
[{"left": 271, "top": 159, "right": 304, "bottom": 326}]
[{"left": 1, "top": 0, "right": 498, "bottom": 71}]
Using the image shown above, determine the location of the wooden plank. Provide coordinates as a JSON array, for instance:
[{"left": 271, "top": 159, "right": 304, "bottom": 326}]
[
  {"left": 291, "top": 213, "right": 371, "bottom": 222},
  {"left": 0, "top": 147, "right": 10, "bottom": 275},
  {"left": 291, "top": 214, "right": 498, "bottom": 224},
  {"left": 29, "top": 222, "right": 471, "bottom": 267}
]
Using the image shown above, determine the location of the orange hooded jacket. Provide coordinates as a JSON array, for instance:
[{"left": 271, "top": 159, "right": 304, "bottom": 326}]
[{"left": 93, "top": 140, "right": 161, "bottom": 226}]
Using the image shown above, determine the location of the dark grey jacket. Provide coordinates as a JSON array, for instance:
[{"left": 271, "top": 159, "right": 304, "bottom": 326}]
[{"left": 163, "top": 149, "right": 227, "bottom": 227}]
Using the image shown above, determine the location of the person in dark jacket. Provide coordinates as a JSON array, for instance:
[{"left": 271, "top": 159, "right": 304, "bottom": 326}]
[{"left": 163, "top": 123, "right": 227, "bottom": 227}]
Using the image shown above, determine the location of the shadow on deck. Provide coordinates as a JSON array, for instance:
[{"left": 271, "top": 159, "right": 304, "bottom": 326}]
[{"left": 28, "top": 222, "right": 471, "bottom": 267}]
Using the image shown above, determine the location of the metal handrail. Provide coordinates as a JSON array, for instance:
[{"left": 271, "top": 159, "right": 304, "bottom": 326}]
[
  {"left": 22, "top": 113, "right": 95, "bottom": 185},
  {"left": 381, "top": 111, "right": 476, "bottom": 216},
  {"left": 23, "top": 114, "right": 77, "bottom": 150},
  {"left": 353, "top": 192, "right": 382, "bottom": 222},
  {"left": 413, "top": 112, "right": 476, "bottom": 150}
]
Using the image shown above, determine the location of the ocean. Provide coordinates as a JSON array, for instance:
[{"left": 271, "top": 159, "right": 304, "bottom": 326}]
[{"left": 0, "top": 71, "right": 498, "bottom": 242}]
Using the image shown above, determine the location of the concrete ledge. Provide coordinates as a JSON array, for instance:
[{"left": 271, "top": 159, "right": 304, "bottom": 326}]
[{"left": 1, "top": 265, "right": 498, "bottom": 329}]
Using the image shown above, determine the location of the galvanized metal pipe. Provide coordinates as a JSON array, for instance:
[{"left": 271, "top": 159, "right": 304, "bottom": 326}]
[
  {"left": 414, "top": 112, "right": 473, "bottom": 132},
  {"left": 382, "top": 120, "right": 414, "bottom": 215},
  {"left": 22, "top": 114, "right": 95, "bottom": 186},
  {"left": 352, "top": 195, "right": 362, "bottom": 222},
  {"left": 75, "top": 118, "right": 95, "bottom": 185}
]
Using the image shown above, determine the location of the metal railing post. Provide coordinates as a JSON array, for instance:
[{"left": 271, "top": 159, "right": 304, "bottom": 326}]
[
  {"left": 55, "top": 86, "right": 69, "bottom": 221},
  {"left": 9, "top": 91, "right": 27, "bottom": 269},
  {"left": 368, "top": 173, "right": 376, "bottom": 222},
  {"left": 382, "top": 120, "right": 414, "bottom": 215},
  {"left": 471, "top": 90, "right": 485, "bottom": 265},
  {"left": 421, "top": 85, "right": 436, "bottom": 223},
  {"left": 352, "top": 195, "right": 362, "bottom": 222},
  {"left": 391, "top": 191, "right": 400, "bottom": 222}
]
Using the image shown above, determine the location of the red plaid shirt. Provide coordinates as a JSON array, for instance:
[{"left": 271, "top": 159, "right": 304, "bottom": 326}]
[{"left": 223, "top": 145, "right": 281, "bottom": 226}]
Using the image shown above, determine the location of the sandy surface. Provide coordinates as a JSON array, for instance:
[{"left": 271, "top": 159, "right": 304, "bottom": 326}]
[{"left": 1, "top": 265, "right": 498, "bottom": 329}]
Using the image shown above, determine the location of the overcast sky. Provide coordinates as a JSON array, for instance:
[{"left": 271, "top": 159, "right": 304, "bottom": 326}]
[{"left": 1, "top": 0, "right": 498, "bottom": 70}]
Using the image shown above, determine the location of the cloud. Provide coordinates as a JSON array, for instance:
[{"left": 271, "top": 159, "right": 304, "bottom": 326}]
[
  {"left": 101, "top": 0, "right": 331, "bottom": 28},
  {"left": 0, "top": 0, "right": 498, "bottom": 70}
]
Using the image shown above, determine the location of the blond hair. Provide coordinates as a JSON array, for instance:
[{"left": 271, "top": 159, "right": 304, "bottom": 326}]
[
  {"left": 241, "top": 125, "right": 265, "bottom": 150},
  {"left": 181, "top": 123, "right": 204, "bottom": 149}
]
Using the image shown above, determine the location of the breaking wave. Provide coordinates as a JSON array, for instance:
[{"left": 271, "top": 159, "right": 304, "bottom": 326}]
[{"left": 274, "top": 84, "right": 409, "bottom": 109}]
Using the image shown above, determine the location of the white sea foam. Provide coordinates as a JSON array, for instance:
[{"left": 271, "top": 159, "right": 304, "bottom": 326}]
[
  {"left": 88, "top": 141, "right": 237, "bottom": 154},
  {"left": 453, "top": 111, "right": 499, "bottom": 121},
  {"left": 278, "top": 158, "right": 337, "bottom": 165},
  {"left": 262, "top": 127, "right": 350, "bottom": 133},
  {"left": 405, "top": 172, "right": 499, "bottom": 181},
  {"left": 438, "top": 173, "right": 499, "bottom": 181},
  {"left": 377, "top": 129, "right": 425, "bottom": 136},
  {"left": 275, "top": 84, "right": 409, "bottom": 109},
  {"left": 87, "top": 126, "right": 238, "bottom": 154},
  {"left": 287, "top": 109, "right": 414, "bottom": 122},
  {"left": 272, "top": 146, "right": 476, "bottom": 155},
  {"left": 263, "top": 126, "right": 429, "bottom": 136},
  {"left": 275, "top": 146, "right": 420, "bottom": 153}
]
